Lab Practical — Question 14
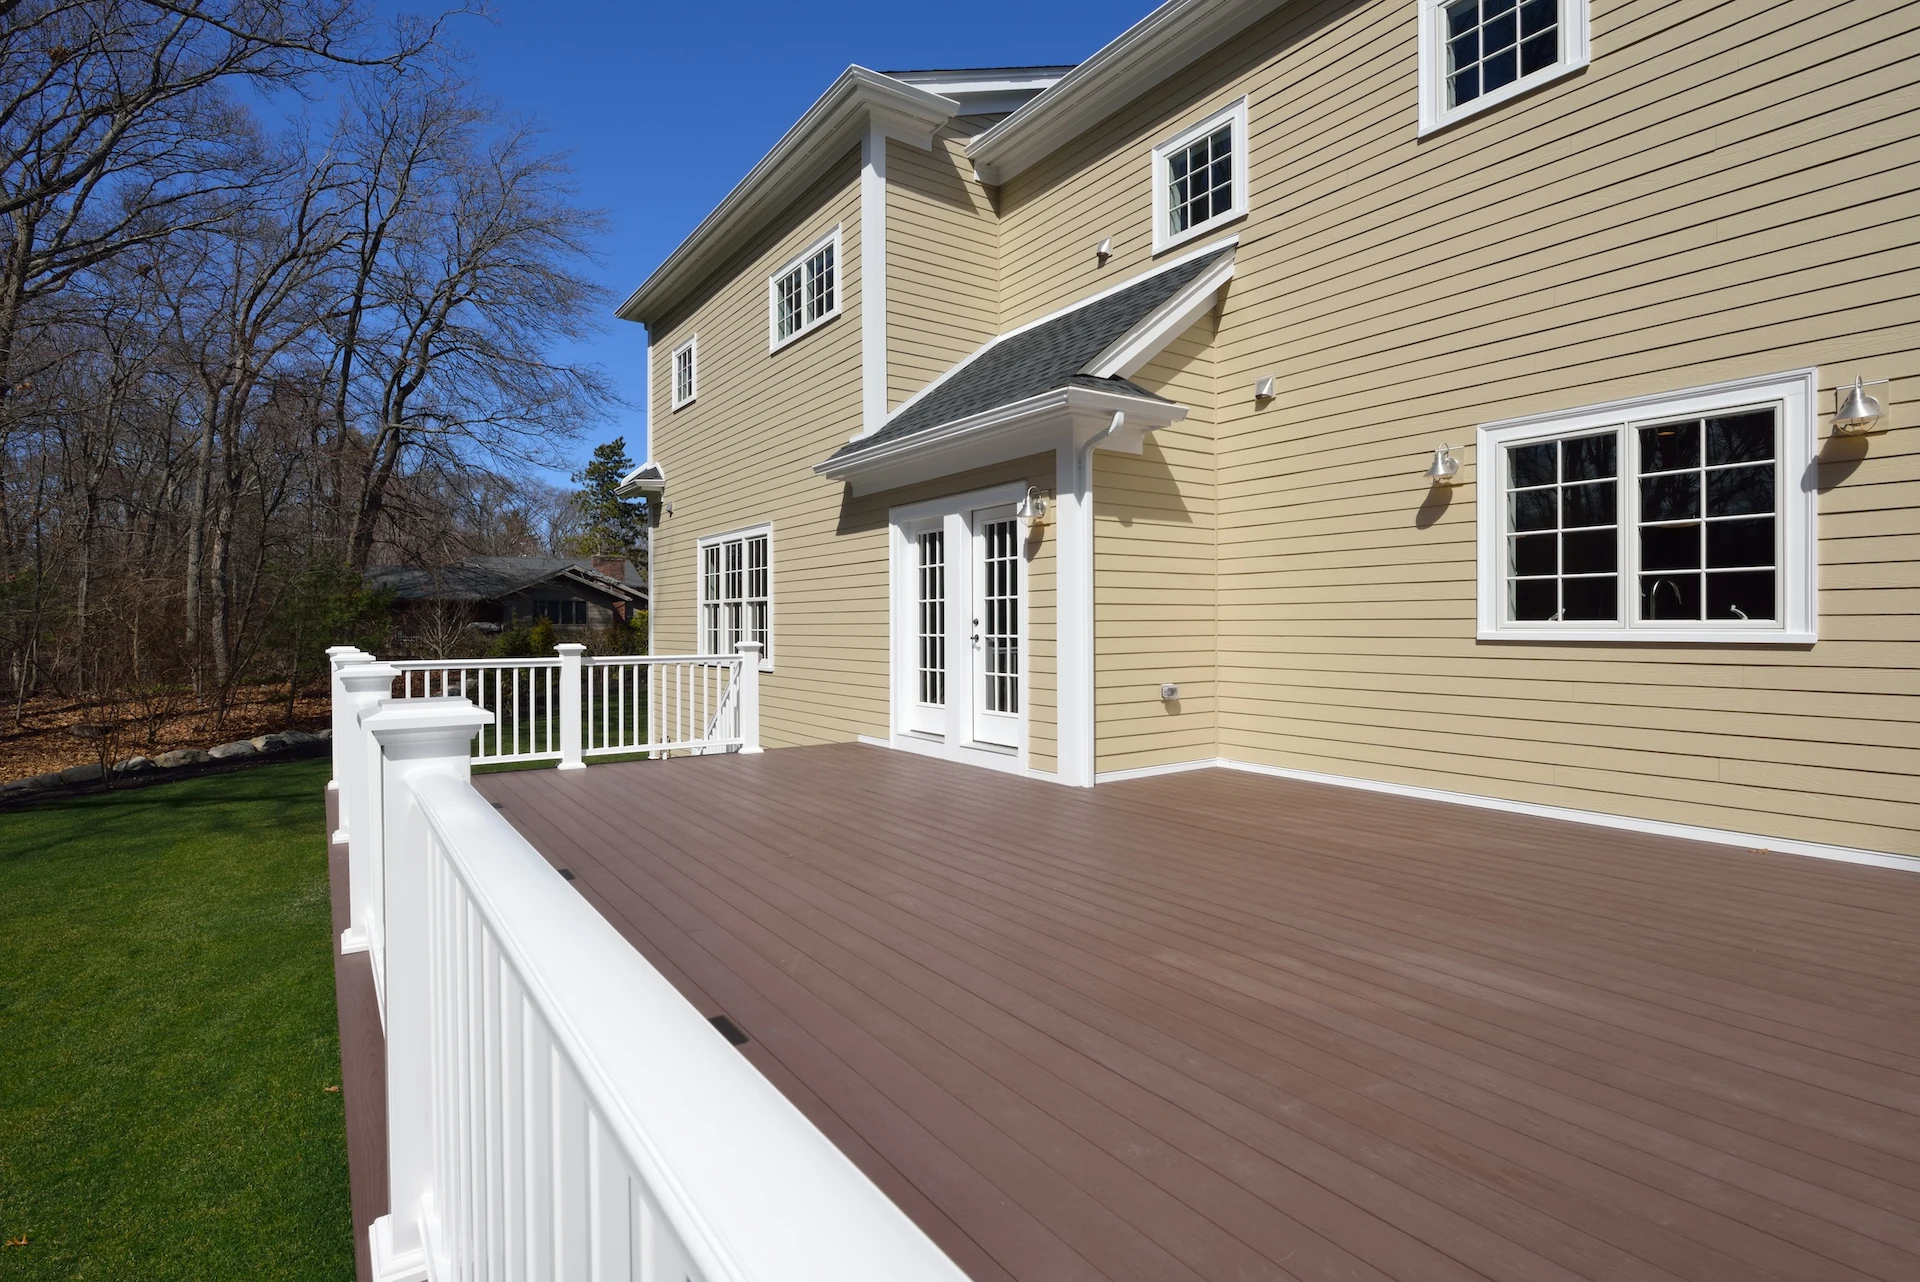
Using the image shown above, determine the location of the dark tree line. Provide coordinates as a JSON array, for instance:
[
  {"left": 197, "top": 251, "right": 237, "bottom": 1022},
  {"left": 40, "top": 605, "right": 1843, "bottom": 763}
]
[{"left": 0, "top": 0, "right": 617, "bottom": 728}]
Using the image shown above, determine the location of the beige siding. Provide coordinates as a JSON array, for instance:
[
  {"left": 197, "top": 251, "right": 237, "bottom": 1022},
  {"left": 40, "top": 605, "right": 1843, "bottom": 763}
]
[
  {"left": 994, "top": 0, "right": 1920, "bottom": 853},
  {"left": 1094, "top": 318, "right": 1219, "bottom": 774},
  {"left": 886, "top": 126, "right": 1000, "bottom": 409}
]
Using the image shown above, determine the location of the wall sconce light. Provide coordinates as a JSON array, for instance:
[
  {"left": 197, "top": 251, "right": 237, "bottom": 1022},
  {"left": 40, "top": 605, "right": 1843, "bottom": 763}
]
[
  {"left": 1833, "top": 377, "right": 1888, "bottom": 434},
  {"left": 1095, "top": 237, "right": 1112, "bottom": 264},
  {"left": 1016, "top": 486, "right": 1052, "bottom": 534},
  {"left": 1253, "top": 375, "right": 1275, "bottom": 401},
  {"left": 1425, "top": 445, "right": 1462, "bottom": 485}
]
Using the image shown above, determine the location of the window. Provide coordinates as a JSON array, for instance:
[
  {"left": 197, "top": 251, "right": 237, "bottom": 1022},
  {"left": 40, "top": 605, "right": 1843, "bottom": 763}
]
[
  {"left": 524, "top": 599, "right": 586, "bottom": 626},
  {"left": 1151, "top": 98, "right": 1248, "bottom": 254},
  {"left": 1418, "top": 0, "right": 1589, "bottom": 134},
  {"left": 1476, "top": 371, "right": 1817, "bottom": 643},
  {"left": 670, "top": 335, "right": 697, "bottom": 409},
  {"left": 768, "top": 227, "right": 839, "bottom": 350},
  {"left": 698, "top": 526, "right": 771, "bottom": 662}
]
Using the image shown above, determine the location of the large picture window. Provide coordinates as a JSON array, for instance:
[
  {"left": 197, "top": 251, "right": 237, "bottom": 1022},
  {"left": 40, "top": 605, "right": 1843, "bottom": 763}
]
[
  {"left": 1476, "top": 372, "right": 1817, "bottom": 643},
  {"left": 767, "top": 226, "right": 839, "bottom": 350},
  {"left": 1418, "top": 0, "right": 1589, "bottom": 134},
  {"left": 1150, "top": 98, "right": 1248, "bottom": 254},
  {"left": 699, "top": 526, "right": 771, "bottom": 662}
]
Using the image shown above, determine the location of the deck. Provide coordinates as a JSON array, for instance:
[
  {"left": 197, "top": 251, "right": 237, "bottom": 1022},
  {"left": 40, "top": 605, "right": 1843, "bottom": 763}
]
[{"left": 473, "top": 743, "right": 1920, "bottom": 1282}]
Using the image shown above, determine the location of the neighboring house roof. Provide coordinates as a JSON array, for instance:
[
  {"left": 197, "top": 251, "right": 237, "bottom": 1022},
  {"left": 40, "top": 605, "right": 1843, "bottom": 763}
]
[
  {"left": 823, "top": 244, "right": 1232, "bottom": 469},
  {"left": 366, "top": 557, "right": 646, "bottom": 604}
]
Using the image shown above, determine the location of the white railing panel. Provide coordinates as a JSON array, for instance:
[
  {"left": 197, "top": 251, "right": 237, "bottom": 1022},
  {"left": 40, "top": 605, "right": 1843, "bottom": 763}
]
[
  {"left": 584, "top": 655, "right": 743, "bottom": 758},
  {"left": 407, "top": 772, "right": 965, "bottom": 1282},
  {"left": 391, "top": 659, "right": 566, "bottom": 765}
]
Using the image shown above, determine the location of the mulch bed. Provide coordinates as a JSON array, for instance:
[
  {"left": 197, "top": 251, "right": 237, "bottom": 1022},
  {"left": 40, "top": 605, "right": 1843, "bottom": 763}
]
[{"left": 0, "top": 687, "right": 331, "bottom": 784}]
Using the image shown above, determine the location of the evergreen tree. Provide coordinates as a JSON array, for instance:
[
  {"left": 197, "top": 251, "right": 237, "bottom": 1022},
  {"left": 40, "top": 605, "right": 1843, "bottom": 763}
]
[{"left": 569, "top": 437, "right": 650, "bottom": 576}]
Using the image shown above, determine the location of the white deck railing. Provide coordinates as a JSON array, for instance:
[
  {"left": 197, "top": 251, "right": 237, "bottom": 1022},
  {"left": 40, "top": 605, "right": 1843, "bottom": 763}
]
[
  {"left": 326, "top": 672, "right": 964, "bottom": 1282},
  {"left": 385, "top": 643, "right": 757, "bottom": 767}
]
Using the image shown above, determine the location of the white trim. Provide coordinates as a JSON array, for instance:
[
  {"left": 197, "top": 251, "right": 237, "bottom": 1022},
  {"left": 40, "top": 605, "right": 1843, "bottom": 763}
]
[
  {"left": 1092, "top": 758, "right": 1217, "bottom": 784},
  {"left": 1475, "top": 369, "right": 1818, "bottom": 644},
  {"left": 968, "top": 0, "right": 1278, "bottom": 184},
  {"left": 695, "top": 522, "right": 774, "bottom": 670},
  {"left": 669, "top": 334, "right": 698, "bottom": 410},
  {"left": 862, "top": 237, "right": 1235, "bottom": 441},
  {"left": 618, "top": 67, "right": 953, "bottom": 323},
  {"left": 1082, "top": 248, "right": 1235, "bottom": 378},
  {"left": 1218, "top": 757, "right": 1920, "bottom": 875},
  {"left": 1418, "top": 0, "right": 1590, "bottom": 136},
  {"left": 768, "top": 225, "right": 843, "bottom": 352},
  {"left": 860, "top": 126, "right": 887, "bottom": 435},
  {"left": 1151, "top": 97, "right": 1249, "bottom": 255}
]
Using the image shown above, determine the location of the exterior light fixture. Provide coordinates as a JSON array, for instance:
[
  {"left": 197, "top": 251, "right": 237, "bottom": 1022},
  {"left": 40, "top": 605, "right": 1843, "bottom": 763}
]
[
  {"left": 1425, "top": 444, "right": 1462, "bottom": 485},
  {"left": 1016, "top": 486, "right": 1052, "bottom": 534},
  {"left": 1833, "top": 377, "right": 1887, "bottom": 434},
  {"left": 1253, "top": 375, "right": 1275, "bottom": 401}
]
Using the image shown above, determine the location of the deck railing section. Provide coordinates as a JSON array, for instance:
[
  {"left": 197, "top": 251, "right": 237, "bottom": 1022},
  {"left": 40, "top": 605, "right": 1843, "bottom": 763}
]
[
  {"left": 381, "top": 642, "right": 760, "bottom": 767},
  {"left": 341, "top": 688, "right": 960, "bottom": 1282}
]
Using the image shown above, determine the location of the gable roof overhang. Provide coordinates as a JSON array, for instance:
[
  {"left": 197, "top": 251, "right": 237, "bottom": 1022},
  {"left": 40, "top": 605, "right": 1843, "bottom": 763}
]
[
  {"left": 968, "top": 0, "right": 1285, "bottom": 184},
  {"left": 615, "top": 460, "right": 666, "bottom": 500},
  {"left": 616, "top": 68, "right": 959, "bottom": 327},
  {"left": 815, "top": 382, "right": 1187, "bottom": 496}
]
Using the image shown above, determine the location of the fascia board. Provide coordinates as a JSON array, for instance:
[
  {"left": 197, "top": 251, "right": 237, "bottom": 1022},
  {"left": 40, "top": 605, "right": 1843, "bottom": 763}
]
[
  {"left": 817, "top": 386, "right": 1187, "bottom": 492},
  {"left": 617, "top": 68, "right": 956, "bottom": 325},
  {"left": 968, "top": 0, "right": 1282, "bottom": 184},
  {"left": 1082, "top": 248, "right": 1234, "bottom": 378},
  {"left": 615, "top": 460, "right": 666, "bottom": 497}
]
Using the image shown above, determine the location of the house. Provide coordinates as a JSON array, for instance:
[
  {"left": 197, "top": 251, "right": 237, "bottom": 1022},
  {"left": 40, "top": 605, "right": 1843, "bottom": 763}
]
[
  {"left": 364, "top": 555, "right": 646, "bottom": 633},
  {"left": 327, "top": 4, "right": 1920, "bottom": 1280},
  {"left": 616, "top": 0, "right": 1915, "bottom": 865}
]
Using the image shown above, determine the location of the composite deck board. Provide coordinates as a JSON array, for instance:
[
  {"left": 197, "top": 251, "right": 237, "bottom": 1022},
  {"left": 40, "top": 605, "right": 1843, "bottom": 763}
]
[{"left": 476, "top": 743, "right": 1920, "bottom": 1282}]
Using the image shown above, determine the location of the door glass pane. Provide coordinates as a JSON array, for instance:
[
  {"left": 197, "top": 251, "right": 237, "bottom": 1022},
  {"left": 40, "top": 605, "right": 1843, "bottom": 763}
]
[
  {"left": 980, "top": 519, "right": 1019, "bottom": 715},
  {"left": 917, "top": 531, "right": 945, "bottom": 707}
]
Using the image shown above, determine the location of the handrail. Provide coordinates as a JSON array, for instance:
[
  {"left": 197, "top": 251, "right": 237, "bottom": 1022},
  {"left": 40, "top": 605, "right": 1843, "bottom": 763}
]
[
  {"left": 388, "top": 652, "right": 731, "bottom": 670},
  {"left": 408, "top": 771, "right": 965, "bottom": 1280}
]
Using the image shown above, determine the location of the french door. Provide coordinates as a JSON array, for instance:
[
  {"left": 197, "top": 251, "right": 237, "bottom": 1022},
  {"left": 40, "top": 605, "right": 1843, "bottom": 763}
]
[{"left": 897, "top": 501, "right": 1025, "bottom": 752}]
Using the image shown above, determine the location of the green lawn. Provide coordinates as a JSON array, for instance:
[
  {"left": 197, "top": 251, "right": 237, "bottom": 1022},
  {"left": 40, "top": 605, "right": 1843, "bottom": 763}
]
[{"left": 0, "top": 759, "right": 351, "bottom": 1280}]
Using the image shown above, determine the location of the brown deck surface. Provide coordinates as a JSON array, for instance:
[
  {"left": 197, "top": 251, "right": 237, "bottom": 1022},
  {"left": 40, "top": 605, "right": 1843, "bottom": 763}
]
[
  {"left": 326, "top": 790, "right": 387, "bottom": 1282},
  {"left": 475, "top": 743, "right": 1920, "bottom": 1282}
]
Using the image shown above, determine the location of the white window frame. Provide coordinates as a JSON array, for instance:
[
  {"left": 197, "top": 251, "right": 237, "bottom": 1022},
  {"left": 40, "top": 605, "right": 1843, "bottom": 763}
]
[
  {"left": 766, "top": 225, "right": 841, "bottom": 352},
  {"left": 696, "top": 523, "right": 774, "bottom": 669},
  {"left": 1418, "top": 0, "right": 1590, "bottom": 136},
  {"left": 1151, "top": 97, "right": 1250, "bottom": 255},
  {"left": 1476, "top": 370, "right": 1817, "bottom": 644},
  {"left": 670, "top": 335, "right": 697, "bottom": 410}
]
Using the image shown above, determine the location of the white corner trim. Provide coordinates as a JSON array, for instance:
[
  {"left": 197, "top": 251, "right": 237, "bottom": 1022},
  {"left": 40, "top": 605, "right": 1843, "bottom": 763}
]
[
  {"left": 863, "top": 237, "right": 1237, "bottom": 443},
  {"left": 340, "top": 925, "right": 369, "bottom": 955},
  {"left": 1151, "top": 97, "right": 1249, "bottom": 255},
  {"left": 1418, "top": 0, "right": 1590, "bottom": 136},
  {"left": 1474, "top": 368, "right": 1818, "bottom": 644},
  {"left": 860, "top": 125, "right": 887, "bottom": 436},
  {"left": 1083, "top": 248, "right": 1234, "bottom": 378},
  {"left": 1093, "top": 758, "right": 1218, "bottom": 784},
  {"left": 1217, "top": 758, "right": 1920, "bottom": 875}
]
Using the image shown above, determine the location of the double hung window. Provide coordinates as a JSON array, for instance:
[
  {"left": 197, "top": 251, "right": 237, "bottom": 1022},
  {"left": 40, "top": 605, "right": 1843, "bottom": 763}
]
[
  {"left": 670, "top": 336, "right": 697, "bottom": 409},
  {"left": 768, "top": 227, "right": 839, "bottom": 349},
  {"left": 699, "top": 527, "right": 771, "bottom": 662}
]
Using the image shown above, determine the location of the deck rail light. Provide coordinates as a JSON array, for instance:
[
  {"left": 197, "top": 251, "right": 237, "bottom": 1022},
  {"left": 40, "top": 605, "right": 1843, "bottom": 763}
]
[
  {"left": 1833, "top": 377, "right": 1887, "bottom": 434},
  {"left": 1425, "top": 444, "right": 1462, "bottom": 485}
]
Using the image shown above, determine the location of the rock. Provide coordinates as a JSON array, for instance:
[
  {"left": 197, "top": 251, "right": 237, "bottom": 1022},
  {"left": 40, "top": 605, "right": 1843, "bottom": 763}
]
[
  {"left": 1, "top": 777, "right": 38, "bottom": 794},
  {"left": 24, "top": 771, "right": 63, "bottom": 789},
  {"left": 58, "top": 762, "right": 104, "bottom": 784},
  {"left": 250, "top": 733, "right": 290, "bottom": 752},
  {"left": 316, "top": 728, "right": 332, "bottom": 740},
  {"left": 277, "top": 729, "right": 321, "bottom": 746},
  {"left": 113, "top": 756, "right": 154, "bottom": 775},
  {"left": 154, "top": 748, "right": 212, "bottom": 768},
  {"left": 208, "top": 740, "right": 258, "bottom": 760}
]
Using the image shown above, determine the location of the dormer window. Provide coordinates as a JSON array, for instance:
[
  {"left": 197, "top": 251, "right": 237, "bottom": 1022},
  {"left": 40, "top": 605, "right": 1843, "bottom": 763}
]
[
  {"left": 671, "top": 335, "right": 697, "bottom": 409},
  {"left": 1151, "top": 98, "right": 1248, "bottom": 254},
  {"left": 1419, "top": 0, "right": 1589, "bottom": 134},
  {"left": 768, "top": 226, "right": 840, "bottom": 350}
]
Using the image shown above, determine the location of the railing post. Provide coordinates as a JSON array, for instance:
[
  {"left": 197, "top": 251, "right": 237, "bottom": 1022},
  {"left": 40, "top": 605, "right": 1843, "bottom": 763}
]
[
  {"left": 360, "top": 697, "right": 494, "bottom": 1282},
  {"left": 556, "top": 642, "right": 586, "bottom": 770},
  {"left": 735, "top": 642, "right": 763, "bottom": 754},
  {"left": 338, "top": 662, "right": 402, "bottom": 958},
  {"left": 327, "top": 647, "right": 371, "bottom": 839}
]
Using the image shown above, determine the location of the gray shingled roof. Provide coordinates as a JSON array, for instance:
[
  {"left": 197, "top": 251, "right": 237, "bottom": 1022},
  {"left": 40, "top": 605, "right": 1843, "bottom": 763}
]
[
  {"left": 365, "top": 557, "right": 644, "bottom": 603},
  {"left": 826, "top": 246, "right": 1229, "bottom": 465}
]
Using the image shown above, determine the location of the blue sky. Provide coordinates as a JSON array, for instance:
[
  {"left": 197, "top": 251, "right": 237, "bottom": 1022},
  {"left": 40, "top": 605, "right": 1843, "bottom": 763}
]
[{"left": 384, "top": 0, "right": 1148, "bottom": 482}]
